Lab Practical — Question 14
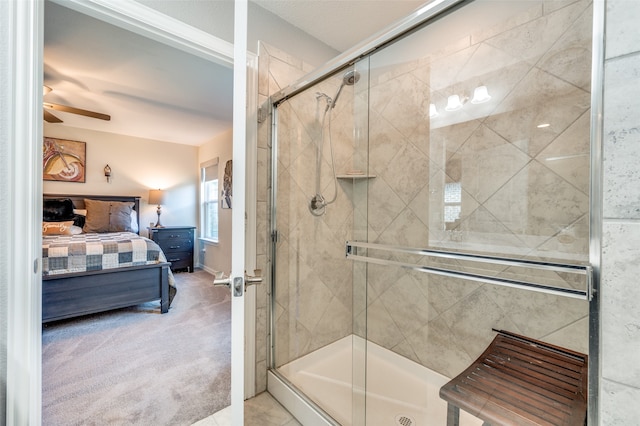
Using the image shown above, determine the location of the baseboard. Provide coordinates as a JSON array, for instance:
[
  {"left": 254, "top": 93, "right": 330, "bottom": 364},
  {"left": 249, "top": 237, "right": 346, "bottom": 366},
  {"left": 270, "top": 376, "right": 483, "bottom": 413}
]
[{"left": 199, "top": 264, "right": 218, "bottom": 275}]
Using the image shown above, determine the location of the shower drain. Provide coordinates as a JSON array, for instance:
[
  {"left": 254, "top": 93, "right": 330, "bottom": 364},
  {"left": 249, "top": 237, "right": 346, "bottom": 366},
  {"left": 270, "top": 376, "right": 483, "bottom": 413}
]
[{"left": 394, "top": 414, "right": 415, "bottom": 426}]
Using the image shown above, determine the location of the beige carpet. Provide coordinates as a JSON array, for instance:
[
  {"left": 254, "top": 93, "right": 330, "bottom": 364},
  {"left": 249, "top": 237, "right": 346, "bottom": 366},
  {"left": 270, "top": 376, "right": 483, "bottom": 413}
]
[{"left": 42, "top": 269, "right": 231, "bottom": 425}]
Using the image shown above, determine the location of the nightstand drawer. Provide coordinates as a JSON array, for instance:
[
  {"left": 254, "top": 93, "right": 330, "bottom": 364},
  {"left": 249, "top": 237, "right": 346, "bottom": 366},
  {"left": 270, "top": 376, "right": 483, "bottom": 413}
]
[
  {"left": 156, "top": 230, "right": 192, "bottom": 242},
  {"left": 164, "top": 252, "right": 192, "bottom": 270},
  {"left": 159, "top": 238, "right": 192, "bottom": 252}
]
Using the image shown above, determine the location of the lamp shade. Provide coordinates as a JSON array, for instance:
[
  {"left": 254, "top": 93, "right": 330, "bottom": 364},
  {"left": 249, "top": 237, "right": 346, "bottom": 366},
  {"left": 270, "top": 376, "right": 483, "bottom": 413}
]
[{"left": 148, "top": 189, "right": 165, "bottom": 205}]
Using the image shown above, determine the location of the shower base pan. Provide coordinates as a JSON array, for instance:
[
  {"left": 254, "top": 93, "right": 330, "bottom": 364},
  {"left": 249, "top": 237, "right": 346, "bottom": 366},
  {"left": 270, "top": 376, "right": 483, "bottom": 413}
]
[{"left": 269, "top": 335, "right": 482, "bottom": 426}]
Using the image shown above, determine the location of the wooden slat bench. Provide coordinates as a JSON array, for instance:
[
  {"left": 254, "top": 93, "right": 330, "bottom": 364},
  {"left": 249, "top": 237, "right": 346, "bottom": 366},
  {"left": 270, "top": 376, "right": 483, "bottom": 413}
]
[{"left": 439, "top": 330, "right": 588, "bottom": 426}]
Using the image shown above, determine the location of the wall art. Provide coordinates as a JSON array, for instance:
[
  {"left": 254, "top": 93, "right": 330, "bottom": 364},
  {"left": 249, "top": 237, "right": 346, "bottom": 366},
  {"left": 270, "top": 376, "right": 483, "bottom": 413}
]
[{"left": 43, "top": 137, "right": 86, "bottom": 182}]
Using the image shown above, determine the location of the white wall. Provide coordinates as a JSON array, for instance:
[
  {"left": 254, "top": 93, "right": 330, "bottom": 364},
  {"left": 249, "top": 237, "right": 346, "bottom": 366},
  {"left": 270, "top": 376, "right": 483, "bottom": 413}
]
[
  {"left": 134, "top": 0, "right": 339, "bottom": 67},
  {"left": 198, "top": 128, "right": 233, "bottom": 275},
  {"left": 43, "top": 123, "right": 199, "bottom": 236}
]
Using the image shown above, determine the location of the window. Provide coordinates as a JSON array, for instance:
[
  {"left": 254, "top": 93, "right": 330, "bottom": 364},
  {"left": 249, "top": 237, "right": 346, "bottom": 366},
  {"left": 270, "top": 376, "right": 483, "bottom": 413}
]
[
  {"left": 201, "top": 159, "right": 219, "bottom": 241},
  {"left": 444, "top": 182, "right": 461, "bottom": 224}
]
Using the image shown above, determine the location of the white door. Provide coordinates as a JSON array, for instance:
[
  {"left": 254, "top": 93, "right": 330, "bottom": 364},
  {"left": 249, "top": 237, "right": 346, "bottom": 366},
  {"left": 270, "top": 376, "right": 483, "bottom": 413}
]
[
  {"left": 216, "top": 2, "right": 259, "bottom": 416},
  {"left": 231, "top": 1, "right": 249, "bottom": 424}
]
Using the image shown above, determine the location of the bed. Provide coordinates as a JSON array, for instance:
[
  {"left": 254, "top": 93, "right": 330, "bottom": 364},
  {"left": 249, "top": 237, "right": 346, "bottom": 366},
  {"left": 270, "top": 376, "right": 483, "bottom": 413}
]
[{"left": 42, "top": 194, "right": 176, "bottom": 323}]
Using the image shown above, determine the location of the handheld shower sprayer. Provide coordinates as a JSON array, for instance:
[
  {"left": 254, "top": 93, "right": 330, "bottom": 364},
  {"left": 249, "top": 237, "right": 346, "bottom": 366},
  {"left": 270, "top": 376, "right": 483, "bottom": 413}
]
[
  {"left": 309, "top": 68, "right": 361, "bottom": 216},
  {"left": 330, "top": 70, "right": 361, "bottom": 110}
]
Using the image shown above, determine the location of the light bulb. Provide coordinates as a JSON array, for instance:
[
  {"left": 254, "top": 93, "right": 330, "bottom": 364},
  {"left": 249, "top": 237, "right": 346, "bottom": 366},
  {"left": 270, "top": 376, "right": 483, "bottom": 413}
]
[
  {"left": 445, "top": 95, "right": 463, "bottom": 111},
  {"left": 429, "top": 103, "right": 439, "bottom": 118},
  {"left": 471, "top": 85, "right": 491, "bottom": 104}
]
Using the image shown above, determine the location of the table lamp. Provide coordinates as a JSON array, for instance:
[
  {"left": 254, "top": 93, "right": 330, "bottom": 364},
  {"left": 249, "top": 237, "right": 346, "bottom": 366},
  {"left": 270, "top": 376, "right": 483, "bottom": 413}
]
[{"left": 148, "top": 189, "right": 165, "bottom": 227}]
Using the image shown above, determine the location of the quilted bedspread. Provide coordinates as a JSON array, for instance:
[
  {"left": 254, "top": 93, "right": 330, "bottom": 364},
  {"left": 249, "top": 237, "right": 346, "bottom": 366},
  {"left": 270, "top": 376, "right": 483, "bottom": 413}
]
[{"left": 43, "top": 231, "right": 168, "bottom": 276}]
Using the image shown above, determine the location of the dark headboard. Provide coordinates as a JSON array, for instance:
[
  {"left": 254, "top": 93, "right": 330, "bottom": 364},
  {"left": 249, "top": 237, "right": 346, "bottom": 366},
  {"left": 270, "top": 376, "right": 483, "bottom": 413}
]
[{"left": 43, "top": 194, "right": 141, "bottom": 234}]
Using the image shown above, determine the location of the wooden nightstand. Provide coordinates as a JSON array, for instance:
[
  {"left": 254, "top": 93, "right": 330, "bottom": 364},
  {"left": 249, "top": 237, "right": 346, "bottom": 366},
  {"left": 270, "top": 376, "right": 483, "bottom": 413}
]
[{"left": 148, "top": 226, "right": 195, "bottom": 272}]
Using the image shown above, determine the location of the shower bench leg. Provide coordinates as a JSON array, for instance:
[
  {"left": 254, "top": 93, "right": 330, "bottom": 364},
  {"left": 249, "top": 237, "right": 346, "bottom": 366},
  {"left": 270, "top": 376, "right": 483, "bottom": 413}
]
[
  {"left": 446, "top": 403, "right": 459, "bottom": 426},
  {"left": 446, "top": 404, "right": 491, "bottom": 426}
]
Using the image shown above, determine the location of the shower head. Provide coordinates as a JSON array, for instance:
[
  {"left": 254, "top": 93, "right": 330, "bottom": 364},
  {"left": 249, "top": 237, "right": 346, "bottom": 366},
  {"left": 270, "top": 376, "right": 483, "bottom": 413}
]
[
  {"left": 330, "top": 69, "right": 361, "bottom": 109},
  {"left": 343, "top": 69, "right": 361, "bottom": 86}
]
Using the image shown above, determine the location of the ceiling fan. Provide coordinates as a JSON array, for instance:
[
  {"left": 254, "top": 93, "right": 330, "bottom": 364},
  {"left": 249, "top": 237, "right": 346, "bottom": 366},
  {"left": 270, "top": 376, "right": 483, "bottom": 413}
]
[{"left": 43, "top": 85, "right": 111, "bottom": 123}]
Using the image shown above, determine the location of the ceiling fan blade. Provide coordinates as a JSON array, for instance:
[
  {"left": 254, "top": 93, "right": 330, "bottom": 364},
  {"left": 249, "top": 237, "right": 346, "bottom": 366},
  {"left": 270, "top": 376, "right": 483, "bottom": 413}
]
[
  {"left": 43, "top": 102, "right": 111, "bottom": 121},
  {"left": 43, "top": 109, "right": 63, "bottom": 123}
]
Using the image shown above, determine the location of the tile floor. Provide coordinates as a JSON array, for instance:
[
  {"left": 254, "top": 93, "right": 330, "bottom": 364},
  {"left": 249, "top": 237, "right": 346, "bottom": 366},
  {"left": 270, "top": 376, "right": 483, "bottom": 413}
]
[{"left": 192, "top": 392, "right": 301, "bottom": 426}]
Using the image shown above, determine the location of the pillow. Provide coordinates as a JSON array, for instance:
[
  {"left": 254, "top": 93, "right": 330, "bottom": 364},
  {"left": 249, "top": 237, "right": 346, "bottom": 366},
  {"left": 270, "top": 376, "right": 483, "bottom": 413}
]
[
  {"left": 72, "top": 213, "right": 86, "bottom": 228},
  {"left": 72, "top": 208, "right": 87, "bottom": 228},
  {"left": 43, "top": 198, "right": 74, "bottom": 222},
  {"left": 42, "top": 220, "right": 74, "bottom": 235},
  {"left": 130, "top": 210, "right": 139, "bottom": 233},
  {"left": 83, "top": 199, "right": 135, "bottom": 233}
]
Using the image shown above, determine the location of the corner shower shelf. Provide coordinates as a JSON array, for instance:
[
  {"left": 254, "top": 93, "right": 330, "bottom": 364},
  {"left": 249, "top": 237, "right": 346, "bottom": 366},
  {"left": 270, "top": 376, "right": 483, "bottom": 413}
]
[{"left": 336, "top": 173, "right": 376, "bottom": 179}]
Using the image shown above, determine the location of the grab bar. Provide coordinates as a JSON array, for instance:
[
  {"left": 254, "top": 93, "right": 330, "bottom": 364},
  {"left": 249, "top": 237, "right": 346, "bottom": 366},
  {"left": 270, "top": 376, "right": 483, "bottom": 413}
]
[{"left": 345, "top": 241, "right": 592, "bottom": 301}]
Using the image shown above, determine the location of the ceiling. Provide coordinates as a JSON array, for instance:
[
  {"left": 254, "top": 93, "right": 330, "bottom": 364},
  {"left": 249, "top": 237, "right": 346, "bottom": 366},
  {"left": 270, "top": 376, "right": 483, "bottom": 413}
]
[
  {"left": 254, "top": 1, "right": 425, "bottom": 52},
  {"left": 43, "top": 0, "right": 425, "bottom": 146}
]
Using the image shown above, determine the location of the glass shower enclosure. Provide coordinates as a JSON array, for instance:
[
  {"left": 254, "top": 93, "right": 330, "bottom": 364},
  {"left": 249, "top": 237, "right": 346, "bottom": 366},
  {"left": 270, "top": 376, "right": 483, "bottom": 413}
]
[{"left": 269, "top": 0, "right": 594, "bottom": 424}]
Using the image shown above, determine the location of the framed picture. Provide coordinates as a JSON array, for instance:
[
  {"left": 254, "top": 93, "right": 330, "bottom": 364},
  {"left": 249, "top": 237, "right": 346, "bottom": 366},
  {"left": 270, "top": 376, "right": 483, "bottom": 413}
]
[
  {"left": 43, "top": 137, "right": 86, "bottom": 182},
  {"left": 222, "top": 159, "right": 232, "bottom": 209}
]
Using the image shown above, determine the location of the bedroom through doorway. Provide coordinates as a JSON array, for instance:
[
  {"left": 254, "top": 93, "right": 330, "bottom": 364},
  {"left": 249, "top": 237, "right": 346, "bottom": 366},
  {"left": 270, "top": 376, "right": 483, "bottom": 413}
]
[{"left": 39, "top": 1, "right": 240, "bottom": 423}]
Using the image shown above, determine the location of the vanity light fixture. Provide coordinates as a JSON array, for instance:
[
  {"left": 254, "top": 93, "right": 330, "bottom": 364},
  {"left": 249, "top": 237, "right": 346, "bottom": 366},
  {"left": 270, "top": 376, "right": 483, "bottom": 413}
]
[
  {"left": 470, "top": 85, "right": 491, "bottom": 104},
  {"left": 537, "top": 123, "right": 551, "bottom": 128},
  {"left": 429, "top": 103, "right": 439, "bottom": 118},
  {"left": 104, "top": 164, "right": 112, "bottom": 182}
]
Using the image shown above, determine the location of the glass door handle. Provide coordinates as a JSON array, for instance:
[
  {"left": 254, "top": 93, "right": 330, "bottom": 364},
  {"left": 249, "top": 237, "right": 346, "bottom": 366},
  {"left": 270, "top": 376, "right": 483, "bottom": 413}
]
[
  {"left": 214, "top": 270, "right": 261, "bottom": 296},
  {"left": 213, "top": 273, "right": 243, "bottom": 296}
]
